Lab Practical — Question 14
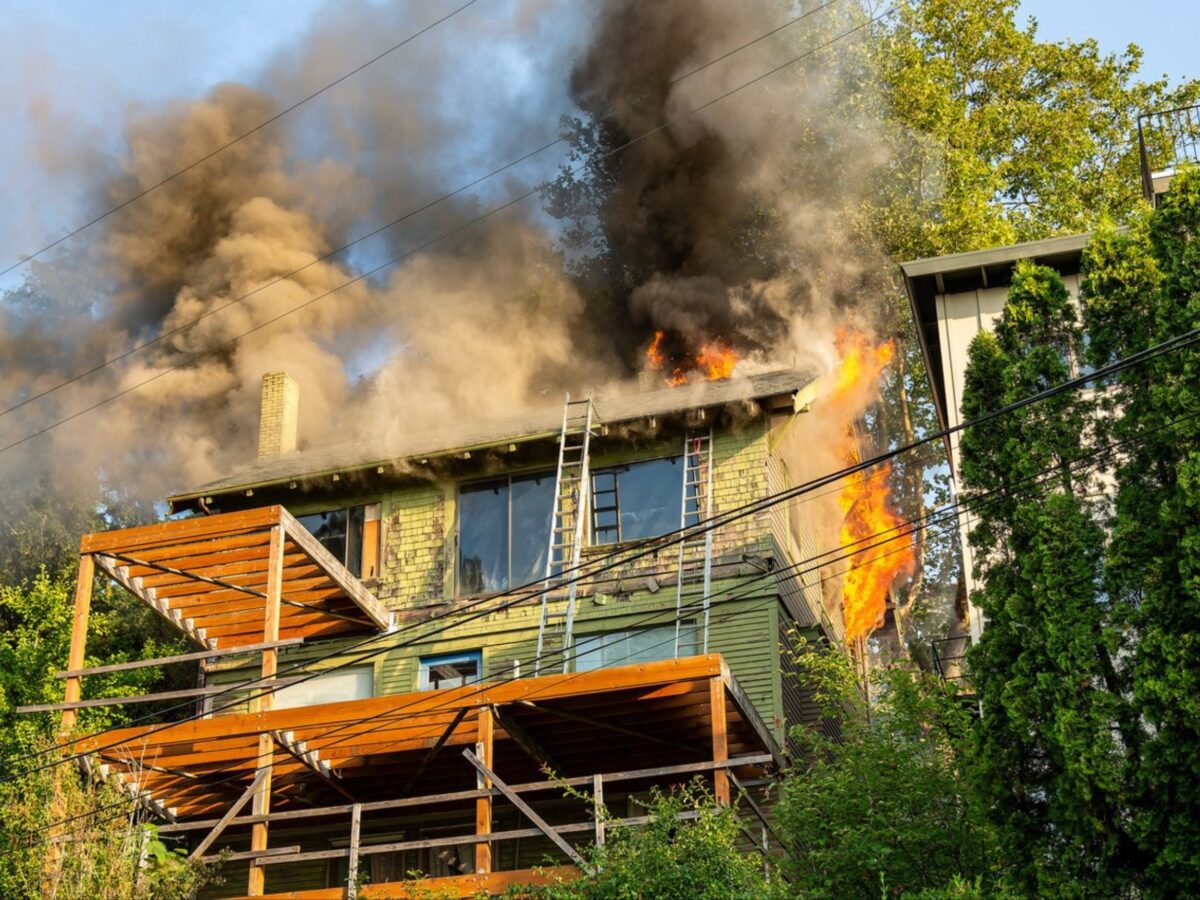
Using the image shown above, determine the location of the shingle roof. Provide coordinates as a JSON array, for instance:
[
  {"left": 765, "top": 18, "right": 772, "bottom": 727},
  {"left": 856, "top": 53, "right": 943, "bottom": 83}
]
[{"left": 170, "top": 368, "right": 817, "bottom": 503}]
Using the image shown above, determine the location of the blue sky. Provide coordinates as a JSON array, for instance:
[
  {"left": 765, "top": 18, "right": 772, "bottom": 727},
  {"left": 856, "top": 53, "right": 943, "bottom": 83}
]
[{"left": 1019, "top": 0, "right": 1198, "bottom": 82}]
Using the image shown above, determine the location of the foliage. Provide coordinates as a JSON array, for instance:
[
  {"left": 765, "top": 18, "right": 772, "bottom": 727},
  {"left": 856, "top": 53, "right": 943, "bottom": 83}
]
[
  {"left": 0, "top": 737, "right": 210, "bottom": 899},
  {"left": 1078, "top": 166, "right": 1200, "bottom": 895},
  {"left": 513, "top": 781, "right": 776, "bottom": 900},
  {"left": 0, "top": 569, "right": 190, "bottom": 763},
  {"left": 959, "top": 262, "right": 1140, "bottom": 894},
  {"left": 774, "top": 637, "right": 1000, "bottom": 898}
]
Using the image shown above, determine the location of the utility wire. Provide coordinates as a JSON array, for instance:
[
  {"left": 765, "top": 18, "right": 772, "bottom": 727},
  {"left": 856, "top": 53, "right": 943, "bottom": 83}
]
[
  {"left": 27, "top": 398, "right": 1200, "bottom": 846},
  {"left": 0, "top": 0, "right": 482, "bottom": 282},
  {"left": 8, "top": 329, "right": 1196, "bottom": 789},
  {"left": 4, "top": 316, "right": 1195, "bottom": 781},
  {"left": 0, "top": 0, "right": 844, "bottom": 421},
  {"left": 0, "top": 4, "right": 887, "bottom": 454}
]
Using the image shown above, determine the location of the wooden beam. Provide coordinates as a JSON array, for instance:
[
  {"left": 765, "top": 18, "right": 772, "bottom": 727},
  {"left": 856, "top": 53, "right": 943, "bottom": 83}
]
[
  {"left": 475, "top": 707, "right": 493, "bottom": 875},
  {"left": 399, "top": 707, "right": 468, "bottom": 797},
  {"left": 59, "top": 554, "right": 95, "bottom": 736},
  {"left": 55, "top": 639, "right": 304, "bottom": 679},
  {"left": 516, "top": 700, "right": 688, "bottom": 750},
  {"left": 18, "top": 682, "right": 283, "bottom": 714},
  {"left": 463, "top": 749, "right": 592, "bottom": 874},
  {"left": 271, "top": 731, "right": 356, "bottom": 803},
  {"left": 346, "top": 803, "right": 362, "bottom": 899},
  {"left": 710, "top": 675, "right": 729, "bottom": 806},
  {"left": 157, "top": 755, "right": 774, "bottom": 834},
  {"left": 188, "top": 770, "right": 267, "bottom": 861},
  {"left": 248, "top": 525, "right": 283, "bottom": 897},
  {"left": 94, "top": 553, "right": 211, "bottom": 649},
  {"left": 80, "top": 506, "right": 280, "bottom": 555},
  {"left": 492, "top": 705, "right": 558, "bottom": 774},
  {"left": 593, "top": 774, "right": 605, "bottom": 848},
  {"left": 279, "top": 508, "right": 392, "bottom": 631}
]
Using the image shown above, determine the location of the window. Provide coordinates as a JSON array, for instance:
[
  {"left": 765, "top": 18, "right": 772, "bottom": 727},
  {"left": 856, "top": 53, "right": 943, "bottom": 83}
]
[
  {"left": 297, "top": 503, "right": 381, "bottom": 578},
  {"left": 458, "top": 473, "right": 554, "bottom": 594},
  {"left": 419, "top": 651, "right": 482, "bottom": 691},
  {"left": 574, "top": 623, "right": 699, "bottom": 672},
  {"left": 274, "top": 665, "right": 374, "bottom": 710},
  {"left": 590, "top": 456, "right": 698, "bottom": 545}
]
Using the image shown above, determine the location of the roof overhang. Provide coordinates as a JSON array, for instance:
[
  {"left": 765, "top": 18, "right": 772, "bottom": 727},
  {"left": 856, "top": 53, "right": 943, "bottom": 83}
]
[{"left": 168, "top": 369, "right": 818, "bottom": 513}]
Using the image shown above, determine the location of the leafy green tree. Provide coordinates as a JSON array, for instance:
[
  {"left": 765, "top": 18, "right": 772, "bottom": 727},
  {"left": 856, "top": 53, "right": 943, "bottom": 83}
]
[
  {"left": 0, "top": 736, "right": 209, "bottom": 899},
  {"left": 774, "top": 638, "right": 999, "bottom": 898},
  {"left": 1079, "top": 167, "right": 1200, "bottom": 895},
  {"left": 959, "top": 263, "right": 1139, "bottom": 894},
  {"left": 516, "top": 782, "right": 775, "bottom": 900}
]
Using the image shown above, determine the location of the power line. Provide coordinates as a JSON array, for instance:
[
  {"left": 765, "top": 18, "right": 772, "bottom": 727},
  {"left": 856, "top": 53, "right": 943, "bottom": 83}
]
[
  {"left": 0, "top": 0, "right": 483, "bottom": 281},
  {"left": 26, "top": 398, "right": 1200, "bottom": 846},
  {"left": 0, "top": 4, "right": 888, "bottom": 455},
  {"left": 7, "top": 326, "right": 1196, "bottom": 786},
  {"left": 0, "top": 0, "right": 844, "bottom": 422}
]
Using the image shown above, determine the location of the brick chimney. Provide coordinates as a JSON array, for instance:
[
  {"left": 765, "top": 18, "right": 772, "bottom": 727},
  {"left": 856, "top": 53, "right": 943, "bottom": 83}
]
[{"left": 257, "top": 372, "right": 299, "bottom": 460}]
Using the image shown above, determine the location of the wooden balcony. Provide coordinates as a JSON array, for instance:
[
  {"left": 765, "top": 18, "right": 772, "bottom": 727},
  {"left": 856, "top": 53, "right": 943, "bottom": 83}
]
[{"left": 71, "top": 655, "right": 781, "bottom": 897}]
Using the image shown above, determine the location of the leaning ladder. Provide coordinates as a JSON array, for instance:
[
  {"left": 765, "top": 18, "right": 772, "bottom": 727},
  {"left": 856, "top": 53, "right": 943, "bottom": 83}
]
[
  {"left": 674, "top": 429, "right": 715, "bottom": 656},
  {"left": 535, "top": 394, "right": 595, "bottom": 675}
]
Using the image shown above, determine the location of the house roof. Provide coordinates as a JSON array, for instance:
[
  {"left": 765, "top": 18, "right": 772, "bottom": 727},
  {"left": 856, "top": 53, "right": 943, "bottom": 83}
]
[{"left": 169, "top": 367, "right": 818, "bottom": 506}]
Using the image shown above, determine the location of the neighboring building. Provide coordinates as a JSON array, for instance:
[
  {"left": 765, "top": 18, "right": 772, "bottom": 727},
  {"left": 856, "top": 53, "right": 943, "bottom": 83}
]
[
  {"left": 901, "top": 101, "right": 1200, "bottom": 647},
  {"left": 901, "top": 232, "right": 1091, "bottom": 642},
  {"left": 50, "top": 367, "right": 847, "bottom": 898}
]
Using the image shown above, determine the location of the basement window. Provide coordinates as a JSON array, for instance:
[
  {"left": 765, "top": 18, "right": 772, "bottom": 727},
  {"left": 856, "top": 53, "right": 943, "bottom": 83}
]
[
  {"left": 590, "top": 455, "right": 698, "bottom": 545},
  {"left": 419, "top": 651, "right": 482, "bottom": 691},
  {"left": 574, "top": 623, "right": 699, "bottom": 672},
  {"left": 274, "top": 665, "right": 374, "bottom": 710},
  {"left": 458, "top": 473, "right": 554, "bottom": 594},
  {"left": 296, "top": 503, "right": 381, "bottom": 579}
]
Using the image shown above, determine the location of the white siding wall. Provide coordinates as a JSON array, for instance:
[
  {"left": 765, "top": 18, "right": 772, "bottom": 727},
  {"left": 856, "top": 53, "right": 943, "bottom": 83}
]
[{"left": 933, "top": 275, "right": 1083, "bottom": 640}]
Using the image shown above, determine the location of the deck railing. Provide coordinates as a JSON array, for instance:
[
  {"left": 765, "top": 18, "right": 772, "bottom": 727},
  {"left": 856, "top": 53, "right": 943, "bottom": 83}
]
[{"left": 1137, "top": 104, "right": 1200, "bottom": 201}]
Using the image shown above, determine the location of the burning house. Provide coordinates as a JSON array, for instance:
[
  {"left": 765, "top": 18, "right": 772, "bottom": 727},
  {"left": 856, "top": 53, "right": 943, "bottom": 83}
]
[{"left": 37, "top": 348, "right": 920, "bottom": 898}]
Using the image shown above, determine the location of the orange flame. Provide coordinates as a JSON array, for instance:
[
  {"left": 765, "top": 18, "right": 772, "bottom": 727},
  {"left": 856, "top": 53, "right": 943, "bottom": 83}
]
[
  {"left": 646, "top": 330, "right": 667, "bottom": 370},
  {"left": 696, "top": 340, "right": 737, "bottom": 380},
  {"left": 643, "top": 330, "right": 738, "bottom": 385},
  {"left": 643, "top": 333, "right": 734, "bottom": 386},
  {"left": 834, "top": 330, "right": 914, "bottom": 641}
]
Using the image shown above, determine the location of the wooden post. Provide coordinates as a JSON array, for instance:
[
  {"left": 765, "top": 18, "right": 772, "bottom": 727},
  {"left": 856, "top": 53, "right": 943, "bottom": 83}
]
[
  {"left": 709, "top": 676, "right": 729, "bottom": 806},
  {"left": 248, "top": 525, "right": 284, "bottom": 897},
  {"left": 475, "top": 706, "right": 494, "bottom": 875},
  {"left": 592, "top": 774, "right": 605, "bottom": 848},
  {"left": 44, "top": 553, "right": 95, "bottom": 893},
  {"left": 347, "top": 803, "right": 362, "bottom": 899},
  {"left": 59, "top": 553, "right": 95, "bottom": 737}
]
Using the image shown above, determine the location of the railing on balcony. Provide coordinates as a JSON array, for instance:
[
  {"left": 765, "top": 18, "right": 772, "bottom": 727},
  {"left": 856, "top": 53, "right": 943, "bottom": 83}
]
[{"left": 1137, "top": 104, "right": 1200, "bottom": 202}]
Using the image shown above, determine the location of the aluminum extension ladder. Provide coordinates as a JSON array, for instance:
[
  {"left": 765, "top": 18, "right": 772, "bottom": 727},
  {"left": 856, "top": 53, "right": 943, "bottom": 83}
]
[
  {"left": 674, "top": 429, "right": 714, "bottom": 656},
  {"left": 535, "top": 394, "right": 596, "bottom": 675}
]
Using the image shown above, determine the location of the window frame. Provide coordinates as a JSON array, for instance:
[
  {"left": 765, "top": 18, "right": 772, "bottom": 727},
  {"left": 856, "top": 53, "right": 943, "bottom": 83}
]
[
  {"left": 572, "top": 621, "right": 699, "bottom": 673},
  {"left": 588, "top": 453, "right": 698, "bottom": 547},
  {"left": 295, "top": 502, "right": 378, "bottom": 578},
  {"left": 456, "top": 470, "right": 554, "bottom": 596},
  {"left": 273, "top": 663, "right": 375, "bottom": 710},
  {"left": 418, "top": 650, "right": 483, "bottom": 691}
]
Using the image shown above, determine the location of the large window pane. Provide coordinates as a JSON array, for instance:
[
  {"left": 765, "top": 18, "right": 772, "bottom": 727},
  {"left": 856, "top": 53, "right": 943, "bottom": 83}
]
[
  {"left": 591, "top": 457, "right": 684, "bottom": 544},
  {"left": 274, "top": 666, "right": 373, "bottom": 710},
  {"left": 510, "top": 474, "right": 554, "bottom": 586},
  {"left": 575, "top": 623, "right": 695, "bottom": 672},
  {"left": 298, "top": 509, "right": 348, "bottom": 564},
  {"left": 458, "top": 481, "right": 508, "bottom": 594}
]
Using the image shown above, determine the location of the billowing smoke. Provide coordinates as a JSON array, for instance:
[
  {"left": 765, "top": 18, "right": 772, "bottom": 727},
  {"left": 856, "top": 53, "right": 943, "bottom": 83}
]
[{"left": 0, "top": 0, "right": 893, "bottom": 538}]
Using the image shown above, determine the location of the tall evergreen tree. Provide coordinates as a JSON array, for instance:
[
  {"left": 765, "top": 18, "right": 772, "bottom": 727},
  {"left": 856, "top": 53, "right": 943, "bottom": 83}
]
[
  {"left": 1080, "top": 168, "right": 1200, "bottom": 894},
  {"left": 959, "top": 263, "right": 1137, "bottom": 894}
]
